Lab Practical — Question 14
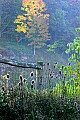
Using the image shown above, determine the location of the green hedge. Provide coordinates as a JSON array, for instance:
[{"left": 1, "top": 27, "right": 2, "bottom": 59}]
[{"left": 0, "top": 90, "right": 80, "bottom": 120}]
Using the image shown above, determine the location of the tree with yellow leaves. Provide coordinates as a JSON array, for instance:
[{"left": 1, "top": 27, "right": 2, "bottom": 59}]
[{"left": 14, "top": 0, "right": 50, "bottom": 55}]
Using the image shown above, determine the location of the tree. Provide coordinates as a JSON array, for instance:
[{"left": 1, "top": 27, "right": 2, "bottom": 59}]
[
  {"left": 14, "top": 0, "right": 50, "bottom": 55},
  {"left": 0, "top": 0, "right": 22, "bottom": 40},
  {"left": 0, "top": 2, "right": 2, "bottom": 38},
  {"left": 65, "top": 28, "right": 80, "bottom": 96},
  {"left": 45, "top": 0, "right": 80, "bottom": 52},
  {"left": 66, "top": 28, "right": 80, "bottom": 62}
]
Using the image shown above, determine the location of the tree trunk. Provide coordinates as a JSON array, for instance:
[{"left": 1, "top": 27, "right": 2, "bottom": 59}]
[{"left": 33, "top": 41, "right": 36, "bottom": 56}]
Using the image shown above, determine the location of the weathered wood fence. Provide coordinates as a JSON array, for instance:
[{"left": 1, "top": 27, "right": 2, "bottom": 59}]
[
  {"left": 0, "top": 58, "right": 44, "bottom": 90},
  {"left": 0, "top": 58, "right": 60, "bottom": 91},
  {"left": 0, "top": 58, "right": 80, "bottom": 101}
]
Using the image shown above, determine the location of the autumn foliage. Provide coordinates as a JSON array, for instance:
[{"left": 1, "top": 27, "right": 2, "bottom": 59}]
[{"left": 14, "top": 0, "right": 50, "bottom": 48}]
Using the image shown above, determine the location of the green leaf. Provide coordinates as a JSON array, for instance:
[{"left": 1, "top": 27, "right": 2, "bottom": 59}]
[{"left": 65, "top": 49, "right": 70, "bottom": 54}]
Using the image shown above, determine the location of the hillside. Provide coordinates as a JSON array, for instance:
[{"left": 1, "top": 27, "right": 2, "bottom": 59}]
[{"left": 0, "top": 39, "right": 68, "bottom": 65}]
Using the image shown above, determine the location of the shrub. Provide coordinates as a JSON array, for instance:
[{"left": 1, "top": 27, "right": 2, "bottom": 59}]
[{"left": 0, "top": 90, "right": 80, "bottom": 120}]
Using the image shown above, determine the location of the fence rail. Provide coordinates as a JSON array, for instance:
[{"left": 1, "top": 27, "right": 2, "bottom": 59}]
[{"left": 0, "top": 58, "right": 42, "bottom": 69}]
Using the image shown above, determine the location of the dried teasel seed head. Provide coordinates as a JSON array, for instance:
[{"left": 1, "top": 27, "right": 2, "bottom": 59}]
[
  {"left": 65, "top": 73, "right": 67, "bottom": 76},
  {"left": 31, "top": 84, "right": 33, "bottom": 89},
  {"left": 59, "top": 70, "right": 61, "bottom": 75},
  {"left": 19, "top": 82, "right": 21, "bottom": 86},
  {"left": 2, "top": 87, "right": 4, "bottom": 91},
  {"left": 47, "top": 63, "right": 49, "bottom": 65},
  {"left": 62, "top": 65, "right": 64, "bottom": 69},
  {"left": 7, "top": 74, "right": 9, "bottom": 79},
  {"left": 55, "top": 62, "right": 58, "bottom": 64},
  {"left": 68, "top": 63, "right": 70, "bottom": 66},
  {"left": 30, "top": 71, "right": 34, "bottom": 77},
  {"left": 23, "top": 78, "right": 26, "bottom": 82},
  {"left": 31, "top": 80, "right": 35, "bottom": 84},
  {"left": 19, "top": 75, "right": 23, "bottom": 81},
  {"left": 50, "top": 74, "right": 52, "bottom": 76},
  {"left": 64, "top": 76, "right": 66, "bottom": 79},
  {"left": 54, "top": 65, "right": 55, "bottom": 68}
]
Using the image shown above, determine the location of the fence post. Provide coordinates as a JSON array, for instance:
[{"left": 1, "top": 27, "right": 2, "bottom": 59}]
[{"left": 36, "top": 62, "right": 44, "bottom": 90}]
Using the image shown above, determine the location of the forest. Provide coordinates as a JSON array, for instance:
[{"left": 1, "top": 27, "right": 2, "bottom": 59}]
[{"left": 0, "top": 0, "right": 80, "bottom": 119}]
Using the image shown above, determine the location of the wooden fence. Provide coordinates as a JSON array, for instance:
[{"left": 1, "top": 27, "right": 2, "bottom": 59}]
[
  {"left": 0, "top": 58, "right": 80, "bottom": 100},
  {"left": 0, "top": 59, "right": 61, "bottom": 90}
]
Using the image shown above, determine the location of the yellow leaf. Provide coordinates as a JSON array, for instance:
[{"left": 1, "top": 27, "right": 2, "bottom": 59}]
[
  {"left": 17, "top": 15, "right": 26, "bottom": 20},
  {"left": 25, "top": 7, "right": 29, "bottom": 11},
  {"left": 21, "top": 7, "right": 24, "bottom": 11},
  {"left": 28, "top": 16, "right": 32, "bottom": 21}
]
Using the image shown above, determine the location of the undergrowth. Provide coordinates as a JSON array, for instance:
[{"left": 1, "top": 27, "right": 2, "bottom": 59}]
[{"left": 0, "top": 89, "right": 80, "bottom": 120}]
